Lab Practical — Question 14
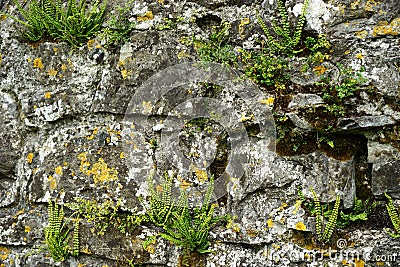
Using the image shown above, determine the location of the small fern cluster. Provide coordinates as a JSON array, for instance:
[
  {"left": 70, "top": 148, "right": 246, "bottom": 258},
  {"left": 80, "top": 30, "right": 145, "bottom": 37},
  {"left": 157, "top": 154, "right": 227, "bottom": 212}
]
[
  {"left": 8, "top": 0, "right": 107, "bottom": 47},
  {"left": 311, "top": 188, "right": 340, "bottom": 243},
  {"left": 298, "top": 187, "right": 340, "bottom": 243},
  {"left": 384, "top": 193, "right": 400, "bottom": 238},
  {"left": 44, "top": 200, "right": 79, "bottom": 262},
  {"left": 257, "top": 0, "right": 310, "bottom": 56}
]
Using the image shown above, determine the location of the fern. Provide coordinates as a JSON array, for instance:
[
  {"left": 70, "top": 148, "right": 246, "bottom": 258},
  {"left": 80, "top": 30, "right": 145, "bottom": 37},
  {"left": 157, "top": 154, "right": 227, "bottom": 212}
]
[
  {"left": 44, "top": 200, "right": 80, "bottom": 262},
  {"left": 309, "top": 188, "right": 340, "bottom": 243},
  {"left": 145, "top": 173, "right": 185, "bottom": 228},
  {"left": 257, "top": 0, "right": 310, "bottom": 56},
  {"left": 385, "top": 193, "right": 400, "bottom": 238},
  {"left": 158, "top": 176, "right": 226, "bottom": 266},
  {"left": 6, "top": 0, "right": 107, "bottom": 47}
]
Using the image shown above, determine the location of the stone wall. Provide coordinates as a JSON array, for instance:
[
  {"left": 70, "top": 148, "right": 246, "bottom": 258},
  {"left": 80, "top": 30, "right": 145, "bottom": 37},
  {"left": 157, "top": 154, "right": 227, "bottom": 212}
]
[{"left": 0, "top": 0, "right": 399, "bottom": 266}]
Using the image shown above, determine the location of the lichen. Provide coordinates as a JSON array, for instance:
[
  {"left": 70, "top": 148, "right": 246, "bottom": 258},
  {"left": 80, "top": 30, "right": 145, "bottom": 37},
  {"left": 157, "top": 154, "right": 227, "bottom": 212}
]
[
  {"left": 33, "top": 58, "right": 43, "bottom": 68},
  {"left": 137, "top": 11, "right": 153, "bottom": 22},
  {"left": 373, "top": 18, "right": 400, "bottom": 36}
]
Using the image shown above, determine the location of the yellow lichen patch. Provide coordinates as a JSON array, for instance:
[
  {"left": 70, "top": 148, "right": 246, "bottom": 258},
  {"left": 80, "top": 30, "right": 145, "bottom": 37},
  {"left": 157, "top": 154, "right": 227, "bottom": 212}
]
[
  {"left": 195, "top": 168, "right": 208, "bottom": 183},
  {"left": 0, "top": 246, "right": 11, "bottom": 261},
  {"left": 246, "top": 228, "right": 259, "bottom": 237},
  {"left": 63, "top": 162, "right": 68, "bottom": 166},
  {"left": 33, "top": 58, "right": 43, "bottom": 68},
  {"left": 179, "top": 179, "right": 191, "bottom": 190},
  {"left": 26, "top": 153, "right": 34, "bottom": 164},
  {"left": 313, "top": 65, "right": 328, "bottom": 75},
  {"left": 271, "top": 243, "right": 280, "bottom": 250},
  {"left": 355, "top": 30, "right": 368, "bottom": 38},
  {"left": 373, "top": 18, "right": 400, "bottom": 36},
  {"left": 119, "top": 152, "right": 125, "bottom": 159},
  {"left": 355, "top": 258, "right": 365, "bottom": 267},
  {"left": 13, "top": 209, "right": 24, "bottom": 219},
  {"left": 85, "top": 158, "right": 119, "bottom": 184},
  {"left": 137, "top": 11, "right": 153, "bottom": 22},
  {"left": 177, "top": 50, "right": 190, "bottom": 59},
  {"left": 0, "top": 53, "right": 2, "bottom": 66},
  {"left": 293, "top": 200, "right": 302, "bottom": 215},
  {"left": 142, "top": 100, "right": 153, "bottom": 114},
  {"left": 48, "top": 175, "right": 57, "bottom": 190},
  {"left": 240, "top": 113, "right": 254, "bottom": 122},
  {"left": 24, "top": 226, "right": 31, "bottom": 233},
  {"left": 295, "top": 221, "right": 307, "bottom": 231},
  {"left": 260, "top": 97, "right": 275, "bottom": 106},
  {"left": 344, "top": 50, "right": 351, "bottom": 55},
  {"left": 120, "top": 69, "right": 133, "bottom": 79},
  {"left": 44, "top": 92, "right": 52, "bottom": 99},
  {"left": 47, "top": 69, "right": 58, "bottom": 76},
  {"left": 238, "top": 18, "right": 250, "bottom": 38},
  {"left": 267, "top": 219, "right": 274, "bottom": 228},
  {"left": 53, "top": 47, "right": 59, "bottom": 53},
  {"left": 55, "top": 166, "right": 63, "bottom": 175},
  {"left": 77, "top": 263, "right": 87, "bottom": 267},
  {"left": 376, "top": 262, "right": 385, "bottom": 266},
  {"left": 61, "top": 63, "right": 67, "bottom": 71},
  {"left": 158, "top": 0, "right": 164, "bottom": 4},
  {"left": 356, "top": 53, "right": 363, "bottom": 59},
  {"left": 78, "top": 152, "right": 91, "bottom": 172},
  {"left": 87, "top": 39, "right": 95, "bottom": 49},
  {"left": 365, "top": 0, "right": 380, "bottom": 12}
]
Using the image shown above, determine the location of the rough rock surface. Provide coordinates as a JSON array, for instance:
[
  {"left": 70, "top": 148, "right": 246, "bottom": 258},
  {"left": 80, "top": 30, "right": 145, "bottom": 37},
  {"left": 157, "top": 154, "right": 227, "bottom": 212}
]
[{"left": 0, "top": 0, "right": 399, "bottom": 266}]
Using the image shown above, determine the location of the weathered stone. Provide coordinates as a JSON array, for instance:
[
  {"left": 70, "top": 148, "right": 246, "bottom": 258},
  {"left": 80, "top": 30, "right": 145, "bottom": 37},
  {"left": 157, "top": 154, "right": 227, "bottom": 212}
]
[
  {"left": 338, "top": 115, "right": 396, "bottom": 130},
  {"left": 288, "top": 94, "right": 324, "bottom": 110},
  {"left": 287, "top": 113, "right": 315, "bottom": 132},
  {"left": 368, "top": 141, "right": 400, "bottom": 196}
]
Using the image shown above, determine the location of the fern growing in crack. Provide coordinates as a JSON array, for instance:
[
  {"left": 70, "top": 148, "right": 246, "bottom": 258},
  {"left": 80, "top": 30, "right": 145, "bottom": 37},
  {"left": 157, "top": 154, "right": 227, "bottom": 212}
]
[
  {"left": 44, "top": 200, "right": 79, "bottom": 262},
  {"left": 257, "top": 0, "right": 310, "bottom": 56},
  {"left": 145, "top": 172, "right": 185, "bottom": 228},
  {"left": 158, "top": 176, "right": 226, "bottom": 266},
  {"left": 310, "top": 188, "right": 340, "bottom": 243},
  {"left": 384, "top": 193, "right": 400, "bottom": 238}
]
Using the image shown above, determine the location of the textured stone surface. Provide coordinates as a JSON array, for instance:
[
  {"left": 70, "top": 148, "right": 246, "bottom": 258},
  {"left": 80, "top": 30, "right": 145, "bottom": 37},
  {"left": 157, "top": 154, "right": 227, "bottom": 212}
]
[{"left": 0, "top": 0, "right": 399, "bottom": 266}]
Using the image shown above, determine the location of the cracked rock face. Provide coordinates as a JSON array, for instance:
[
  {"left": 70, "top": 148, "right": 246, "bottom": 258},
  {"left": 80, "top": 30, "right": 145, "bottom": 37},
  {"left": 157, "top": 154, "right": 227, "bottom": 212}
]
[{"left": 0, "top": 0, "right": 399, "bottom": 266}]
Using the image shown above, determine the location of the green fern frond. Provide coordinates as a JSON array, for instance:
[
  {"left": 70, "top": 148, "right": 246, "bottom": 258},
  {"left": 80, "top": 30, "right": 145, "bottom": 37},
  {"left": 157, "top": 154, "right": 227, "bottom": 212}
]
[
  {"left": 385, "top": 193, "right": 400, "bottom": 237},
  {"left": 321, "top": 195, "right": 340, "bottom": 242},
  {"left": 310, "top": 188, "right": 323, "bottom": 237}
]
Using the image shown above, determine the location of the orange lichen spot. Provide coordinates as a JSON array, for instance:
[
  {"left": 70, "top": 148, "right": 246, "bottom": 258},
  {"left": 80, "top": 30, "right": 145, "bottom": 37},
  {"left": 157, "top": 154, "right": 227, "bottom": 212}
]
[
  {"left": 13, "top": 208, "right": 24, "bottom": 219},
  {"left": 48, "top": 175, "right": 57, "bottom": 190},
  {"left": 77, "top": 263, "right": 87, "bottom": 267},
  {"left": 355, "top": 30, "right": 368, "bottom": 39},
  {"left": 260, "top": 97, "right": 275, "bottom": 105},
  {"left": 158, "top": 0, "right": 164, "bottom": 4},
  {"left": 63, "top": 162, "right": 68, "bottom": 166},
  {"left": 53, "top": 47, "right": 59, "bottom": 53},
  {"left": 44, "top": 92, "right": 52, "bottom": 99},
  {"left": 373, "top": 18, "right": 400, "bottom": 36},
  {"left": 95, "top": 44, "right": 102, "bottom": 49},
  {"left": 295, "top": 221, "right": 307, "bottom": 231},
  {"left": 355, "top": 258, "right": 365, "bottom": 267},
  {"left": 119, "top": 152, "right": 125, "bottom": 159},
  {"left": 356, "top": 53, "right": 363, "bottom": 59},
  {"left": 61, "top": 64, "right": 67, "bottom": 71},
  {"left": 24, "top": 226, "right": 31, "bottom": 233},
  {"left": 313, "top": 65, "right": 327, "bottom": 75},
  {"left": 55, "top": 166, "right": 63, "bottom": 175},
  {"left": 26, "top": 153, "right": 34, "bottom": 164},
  {"left": 267, "top": 219, "right": 274, "bottom": 228},
  {"left": 118, "top": 60, "right": 125, "bottom": 67},
  {"left": 85, "top": 158, "right": 119, "bottom": 184},
  {"left": 0, "top": 246, "right": 11, "bottom": 261},
  {"left": 137, "top": 11, "right": 154, "bottom": 22},
  {"left": 0, "top": 53, "right": 2, "bottom": 66},
  {"left": 376, "top": 262, "right": 385, "bottom": 266},
  {"left": 33, "top": 58, "right": 43, "bottom": 68},
  {"left": 344, "top": 50, "right": 351, "bottom": 55},
  {"left": 47, "top": 69, "right": 58, "bottom": 76}
]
